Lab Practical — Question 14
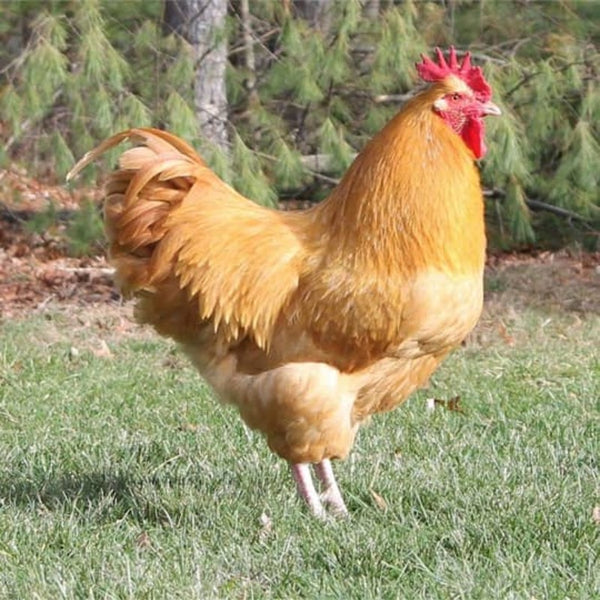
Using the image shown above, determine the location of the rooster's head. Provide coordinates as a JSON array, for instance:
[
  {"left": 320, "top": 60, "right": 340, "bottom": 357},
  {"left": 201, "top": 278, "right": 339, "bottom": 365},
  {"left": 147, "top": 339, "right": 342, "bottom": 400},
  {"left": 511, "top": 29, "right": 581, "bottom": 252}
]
[{"left": 416, "top": 47, "right": 501, "bottom": 159}]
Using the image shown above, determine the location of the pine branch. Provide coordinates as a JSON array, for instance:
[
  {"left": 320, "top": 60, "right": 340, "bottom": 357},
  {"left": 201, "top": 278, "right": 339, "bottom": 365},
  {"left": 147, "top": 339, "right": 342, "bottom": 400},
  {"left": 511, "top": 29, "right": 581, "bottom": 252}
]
[
  {"left": 251, "top": 148, "right": 340, "bottom": 185},
  {"left": 5, "top": 90, "right": 62, "bottom": 152},
  {"left": 484, "top": 188, "right": 592, "bottom": 223},
  {"left": 228, "top": 28, "right": 280, "bottom": 59},
  {"left": 505, "top": 60, "right": 589, "bottom": 98},
  {"left": 467, "top": 52, "right": 508, "bottom": 66},
  {"left": 526, "top": 199, "right": 591, "bottom": 222},
  {"left": 300, "top": 152, "right": 356, "bottom": 173}
]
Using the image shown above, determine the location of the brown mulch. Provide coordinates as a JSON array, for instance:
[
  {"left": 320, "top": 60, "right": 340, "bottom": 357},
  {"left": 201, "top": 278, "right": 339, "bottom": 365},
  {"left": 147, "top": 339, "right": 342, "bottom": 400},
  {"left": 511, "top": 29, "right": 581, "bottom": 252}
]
[
  {"left": 485, "top": 248, "right": 600, "bottom": 315},
  {"left": 0, "top": 166, "right": 112, "bottom": 319},
  {"left": 0, "top": 221, "right": 116, "bottom": 319}
]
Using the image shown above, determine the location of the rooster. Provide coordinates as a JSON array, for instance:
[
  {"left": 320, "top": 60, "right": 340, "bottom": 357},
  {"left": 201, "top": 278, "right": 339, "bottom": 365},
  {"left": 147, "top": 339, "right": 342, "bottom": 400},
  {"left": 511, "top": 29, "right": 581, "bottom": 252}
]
[{"left": 68, "top": 48, "right": 500, "bottom": 518}]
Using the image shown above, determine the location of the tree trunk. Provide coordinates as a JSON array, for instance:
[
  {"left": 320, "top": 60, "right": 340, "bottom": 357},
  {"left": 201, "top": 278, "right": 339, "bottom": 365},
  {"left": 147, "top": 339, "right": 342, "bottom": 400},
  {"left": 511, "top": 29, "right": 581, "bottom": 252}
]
[
  {"left": 163, "top": 0, "right": 229, "bottom": 151},
  {"left": 239, "top": 0, "right": 258, "bottom": 106}
]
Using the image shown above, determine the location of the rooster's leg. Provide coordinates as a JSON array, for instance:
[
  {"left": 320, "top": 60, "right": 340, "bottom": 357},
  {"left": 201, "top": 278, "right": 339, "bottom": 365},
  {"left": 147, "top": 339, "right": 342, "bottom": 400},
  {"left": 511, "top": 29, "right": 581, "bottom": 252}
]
[
  {"left": 315, "top": 459, "right": 348, "bottom": 518},
  {"left": 290, "top": 463, "right": 326, "bottom": 519}
]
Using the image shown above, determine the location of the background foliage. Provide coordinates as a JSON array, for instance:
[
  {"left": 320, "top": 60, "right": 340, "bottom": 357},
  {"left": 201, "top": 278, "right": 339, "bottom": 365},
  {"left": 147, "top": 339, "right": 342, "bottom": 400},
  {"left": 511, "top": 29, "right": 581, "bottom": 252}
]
[{"left": 1, "top": 0, "right": 598, "bottom": 251}]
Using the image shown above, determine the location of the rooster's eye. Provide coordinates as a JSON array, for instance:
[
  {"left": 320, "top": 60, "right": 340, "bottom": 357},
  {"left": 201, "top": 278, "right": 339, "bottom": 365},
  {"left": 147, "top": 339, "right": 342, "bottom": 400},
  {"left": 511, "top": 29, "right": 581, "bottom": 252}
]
[{"left": 451, "top": 93, "right": 461, "bottom": 101}]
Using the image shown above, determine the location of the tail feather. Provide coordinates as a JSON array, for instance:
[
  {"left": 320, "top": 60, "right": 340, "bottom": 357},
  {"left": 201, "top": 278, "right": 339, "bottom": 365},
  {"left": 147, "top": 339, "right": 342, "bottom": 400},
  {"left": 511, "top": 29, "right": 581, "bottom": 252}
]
[
  {"left": 116, "top": 200, "right": 170, "bottom": 249},
  {"left": 127, "top": 128, "right": 205, "bottom": 164},
  {"left": 118, "top": 146, "right": 157, "bottom": 170},
  {"left": 124, "top": 155, "right": 197, "bottom": 204},
  {"left": 67, "top": 128, "right": 204, "bottom": 296},
  {"left": 65, "top": 127, "right": 204, "bottom": 182}
]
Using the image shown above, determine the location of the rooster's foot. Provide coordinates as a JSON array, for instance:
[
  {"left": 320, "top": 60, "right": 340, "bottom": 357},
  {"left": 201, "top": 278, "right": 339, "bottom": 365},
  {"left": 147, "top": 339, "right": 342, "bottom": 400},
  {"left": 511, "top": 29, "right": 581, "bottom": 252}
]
[{"left": 290, "top": 460, "right": 348, "bottom": 519}]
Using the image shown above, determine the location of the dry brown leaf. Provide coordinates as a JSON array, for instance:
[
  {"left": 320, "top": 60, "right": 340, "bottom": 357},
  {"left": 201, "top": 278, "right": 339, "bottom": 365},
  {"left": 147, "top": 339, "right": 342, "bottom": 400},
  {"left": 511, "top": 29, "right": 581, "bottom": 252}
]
[
  {"left": 497, "top": 321, "right": 515, "bottom": 346},
  {"left": 592, "top": 506, "right": 600, "bottom": 525},
  {"left": 177, "top": 423, "right": 203, "bottom": 433},
  {"left": 441, "top": 395, "right": 463, "bottom": 412},
  {"left": 370, "top": 489, "right": 388, "bottom": 511},
  {"left": 428, "top": 395, "right": 464, "bottom": 414}
]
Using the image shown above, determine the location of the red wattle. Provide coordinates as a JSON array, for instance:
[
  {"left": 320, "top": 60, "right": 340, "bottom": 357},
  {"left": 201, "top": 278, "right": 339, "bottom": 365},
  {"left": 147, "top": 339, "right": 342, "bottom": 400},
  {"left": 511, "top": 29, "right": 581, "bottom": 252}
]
[{"left": 461, "top": 119, "right": 486, "bottom": 159}]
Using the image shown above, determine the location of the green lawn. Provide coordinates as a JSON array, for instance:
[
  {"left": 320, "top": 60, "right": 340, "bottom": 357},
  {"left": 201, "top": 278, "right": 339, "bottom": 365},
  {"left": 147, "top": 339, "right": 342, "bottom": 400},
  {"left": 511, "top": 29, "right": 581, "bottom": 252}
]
[{"left": 1, "top": 273, "right": 599, "bottom": 598}]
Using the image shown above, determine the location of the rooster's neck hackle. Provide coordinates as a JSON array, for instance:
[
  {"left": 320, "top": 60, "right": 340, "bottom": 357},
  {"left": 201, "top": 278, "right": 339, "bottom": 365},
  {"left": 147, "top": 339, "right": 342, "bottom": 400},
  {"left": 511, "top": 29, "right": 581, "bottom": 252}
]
[{"left": 316, "top": 84, "right": 486, "bottom": 276}]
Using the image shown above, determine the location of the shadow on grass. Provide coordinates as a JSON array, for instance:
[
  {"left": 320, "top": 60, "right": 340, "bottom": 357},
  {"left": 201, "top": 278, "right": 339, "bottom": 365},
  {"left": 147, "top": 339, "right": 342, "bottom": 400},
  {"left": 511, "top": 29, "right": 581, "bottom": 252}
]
[{"left": 0, "top": 469, "right": 209, "bottom": 526}]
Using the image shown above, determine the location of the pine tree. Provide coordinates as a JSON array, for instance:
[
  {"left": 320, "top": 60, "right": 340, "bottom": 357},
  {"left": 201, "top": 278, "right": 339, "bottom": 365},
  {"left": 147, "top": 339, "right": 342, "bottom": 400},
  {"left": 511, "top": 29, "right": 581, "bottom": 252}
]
[{"left": 1, "top": 0, "right": 598, "bottom": 250}]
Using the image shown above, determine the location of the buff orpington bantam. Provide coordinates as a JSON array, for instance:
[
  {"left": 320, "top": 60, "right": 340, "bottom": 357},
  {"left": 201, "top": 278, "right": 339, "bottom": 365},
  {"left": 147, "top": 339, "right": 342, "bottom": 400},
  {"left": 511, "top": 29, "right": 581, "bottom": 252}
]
[{"left": 68, "top": 47, "right": 500, "bottom": 518}]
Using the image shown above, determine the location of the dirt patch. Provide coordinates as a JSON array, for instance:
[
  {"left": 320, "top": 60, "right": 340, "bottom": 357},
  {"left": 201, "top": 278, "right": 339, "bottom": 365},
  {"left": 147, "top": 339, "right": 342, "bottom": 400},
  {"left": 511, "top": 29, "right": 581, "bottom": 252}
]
[
  {"left": 0, "top": 220, "right": 116, "bottom": 320},
  {"left": 485, "top": 250, "right": 600, "bottom": 315},
  {"left": 0, "top": 166, "right": 112, "bottom": 320}
]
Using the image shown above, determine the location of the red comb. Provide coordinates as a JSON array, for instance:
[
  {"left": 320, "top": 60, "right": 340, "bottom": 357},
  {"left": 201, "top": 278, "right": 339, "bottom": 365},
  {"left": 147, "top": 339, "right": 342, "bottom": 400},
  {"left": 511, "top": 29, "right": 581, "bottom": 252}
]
[{"left": 416, "top": 46, "right": 491, "bottom": 102}]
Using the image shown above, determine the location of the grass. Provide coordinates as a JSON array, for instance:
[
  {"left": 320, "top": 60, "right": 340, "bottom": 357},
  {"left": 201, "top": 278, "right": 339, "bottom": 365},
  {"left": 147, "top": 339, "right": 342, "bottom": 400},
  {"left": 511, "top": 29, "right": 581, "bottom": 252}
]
[{"left": 1, "top": 272, "right": 599, "bottom": 598}]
